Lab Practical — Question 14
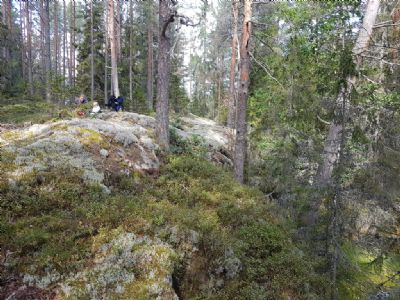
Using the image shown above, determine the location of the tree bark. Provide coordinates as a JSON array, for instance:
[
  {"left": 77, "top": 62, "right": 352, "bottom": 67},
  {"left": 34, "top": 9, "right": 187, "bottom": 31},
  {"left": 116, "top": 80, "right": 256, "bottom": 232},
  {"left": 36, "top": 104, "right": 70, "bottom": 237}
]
[
  {"left": 40, "top": 0, "right": 45, "bottom": 88},
  {"left": 116, "top": 0, "right": 121, "bottom": 58},
  {"left": 90, "top": 0, "right": 94, "bottom": 102},
  {"left": 20, "top": 1, "right": 26, "bottom": 80},
  {"left": 227, "top": 0, "right": 239, "bottom": 129},
  {"left": 54, "top": 0, "right": 59, "bottom": 76},
  {"left": 147, "top": 1, "right": 154, "bottom": 111},
  {"left": 234, "top": 0, "right": 252, "bottom": 183},
  {"left": 44, "top": 0, "right": 51, "bottom": 102},
  {"left": 129, "top": 0, "right": 134, "bottom": 111},
  {"left": 68, "top": 1, "right": 73, "bottom": 89},
  {"left": 104, "top": 0, "right": 109, "bottom": 104},
  {"left": 108, "top": 0, "right": 120, "bottom": 97},
  {"left": 2, "top": 0, "right": 12, "bottom": 60},
  {"left": 146, "top": 10, "right": 154, "bottom": 111},
  {"left": 63, "top": 0, "right": 66, "bottom": 94},
  {"left": 72, "top": 1, "right": 76, "bottom": 89},
  {"left": 156, "top": 0, "right": 176, "bottom": 150},
  {"left": 316, "top": 0, "right": 381, "bottom": 187},
  {"left": 25, "top": 0, "right": 33, "bottom": 96}
]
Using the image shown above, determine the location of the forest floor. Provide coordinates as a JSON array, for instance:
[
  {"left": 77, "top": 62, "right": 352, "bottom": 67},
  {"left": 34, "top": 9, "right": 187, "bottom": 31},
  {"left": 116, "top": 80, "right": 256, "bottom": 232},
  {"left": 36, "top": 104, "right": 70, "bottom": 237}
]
[{"left": 0, "top": 102, "right": 399, "bottom": 300}]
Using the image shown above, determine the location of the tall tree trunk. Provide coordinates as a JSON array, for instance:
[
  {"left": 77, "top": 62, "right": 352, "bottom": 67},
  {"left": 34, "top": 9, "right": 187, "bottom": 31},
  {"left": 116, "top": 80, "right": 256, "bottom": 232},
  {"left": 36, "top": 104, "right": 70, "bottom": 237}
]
[
  {"left": 68, "top": 1, "right": 73, "bottom": 90},
  {"left": 104, "top": 0, "right": 109, "bottom": 104},
  {"left": 147, "top": 1, "right": 154, "bottom": 111},
  {"left": 129, "top": 0, "right": 134, "bottom": 111},
  {"left": 227, "top": 0, "right": 239, "bottom": 128},
  {"left": 63, "top": 0, "right": 66, "bottom": 95},
  {"left": 156, "top": 0, "right": 175, "bottom": 150},
  {"left": 2, "top": 0, "right": 12, "bottom": 60},
  {"left": 20, "top": 0, "right": 26, "bottom": 79},
  {"left": 316, "top": 0, "right": 381, "bottom": 187},
  {"left": 90, "top": 0, "right": 94, "bottom": 102},
  {"left": 108, "top": 0, "right": 120, "bottom": 97},
  {"left": 234, "top": 0, "right": 252, "bottom": 183},
  {"left": 44, "top": 0, "right": 51, "bottom": 102},
  {"left": 116, "top": 0, "right": 121, "bottom": 58},
  {"left": 72, "top": 1, "right": 76, "bottom": 90},
  {"left": 54, "top": 0, "right": 59, "bottom": 76},
  {"left": 40, "top": 0, "right": 45, "bottom": 89},
  {"left": 25, "top": 0, "right": 33, "bottom": 96}
]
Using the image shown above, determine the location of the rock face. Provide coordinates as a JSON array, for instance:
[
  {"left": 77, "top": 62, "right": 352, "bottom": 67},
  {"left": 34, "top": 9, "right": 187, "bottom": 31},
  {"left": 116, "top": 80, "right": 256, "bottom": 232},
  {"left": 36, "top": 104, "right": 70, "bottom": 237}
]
[
  {"left": 175, "top": 113, "right": 232, "bottom": 150},
  {"left": 0, "top": 112, "right": 232, "bottom": 190}
]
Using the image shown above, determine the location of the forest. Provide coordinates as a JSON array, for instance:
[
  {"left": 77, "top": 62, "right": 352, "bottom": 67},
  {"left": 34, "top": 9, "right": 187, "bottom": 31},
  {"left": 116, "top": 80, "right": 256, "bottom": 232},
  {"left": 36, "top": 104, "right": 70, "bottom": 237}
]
[{"left": 0, "top": 0, "right": 399, "bottom": 299}]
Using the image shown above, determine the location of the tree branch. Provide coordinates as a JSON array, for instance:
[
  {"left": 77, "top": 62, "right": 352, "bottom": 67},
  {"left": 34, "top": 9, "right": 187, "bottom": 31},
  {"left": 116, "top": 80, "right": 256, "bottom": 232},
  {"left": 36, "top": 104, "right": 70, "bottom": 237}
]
[
  {"left": 317, "top": 115, "right": 332, "bottom": 125},
  {"left": 249, "top": 51, "right": 284, "bottom": 89},
  {"left": 373, "top": 22, "right": 400, "bottom": 29},
  {"left": 360, "top": 54, "right": 400, "bottom": 66}
]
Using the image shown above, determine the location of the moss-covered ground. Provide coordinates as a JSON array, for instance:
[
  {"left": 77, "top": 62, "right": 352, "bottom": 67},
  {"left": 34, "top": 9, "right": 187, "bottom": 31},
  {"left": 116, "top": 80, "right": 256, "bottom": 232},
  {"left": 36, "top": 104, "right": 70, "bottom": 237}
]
[{"left": 0, "top": 149, "right": 324, "bottom": 299}]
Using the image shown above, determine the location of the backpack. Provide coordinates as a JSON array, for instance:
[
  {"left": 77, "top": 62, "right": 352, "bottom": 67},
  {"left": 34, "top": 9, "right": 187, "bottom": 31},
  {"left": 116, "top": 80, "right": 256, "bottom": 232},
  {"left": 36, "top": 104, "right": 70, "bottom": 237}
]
[
  {"left": 115, "top": 96, "right": 124, "bottom": 112},
  {"left": 107, "top": 96, "right": 116, "bottom": 109}
]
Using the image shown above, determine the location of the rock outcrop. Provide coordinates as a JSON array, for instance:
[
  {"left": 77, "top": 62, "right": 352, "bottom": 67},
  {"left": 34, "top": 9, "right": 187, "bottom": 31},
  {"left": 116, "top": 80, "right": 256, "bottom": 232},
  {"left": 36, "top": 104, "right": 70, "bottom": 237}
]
[{"left": 0, "top": 112, "right": 232, "bottom": 192}]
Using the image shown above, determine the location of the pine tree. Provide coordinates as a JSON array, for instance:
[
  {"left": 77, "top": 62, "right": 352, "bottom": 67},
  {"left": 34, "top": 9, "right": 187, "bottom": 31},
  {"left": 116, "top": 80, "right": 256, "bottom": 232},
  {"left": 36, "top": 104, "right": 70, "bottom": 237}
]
[{"left": 76, "top": 1, "right": 104, "bottom": 101}]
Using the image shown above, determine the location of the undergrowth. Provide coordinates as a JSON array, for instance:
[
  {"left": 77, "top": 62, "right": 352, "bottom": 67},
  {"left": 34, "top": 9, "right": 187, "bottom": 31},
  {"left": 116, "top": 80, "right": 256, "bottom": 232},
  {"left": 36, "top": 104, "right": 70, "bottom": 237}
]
[{"left": 0, "top": 153, "right": 323, "bottom": 299}]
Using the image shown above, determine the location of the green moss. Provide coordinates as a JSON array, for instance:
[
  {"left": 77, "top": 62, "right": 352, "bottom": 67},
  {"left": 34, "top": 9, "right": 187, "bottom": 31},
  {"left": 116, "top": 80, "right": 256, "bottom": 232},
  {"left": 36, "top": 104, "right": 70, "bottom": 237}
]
[
  {"left": 338, "top": 241, "right": 400, "bottom": 299},
  {"left": 0, "top": 154, "right": 322, "bottom": 299},
  {"left": 1, "top": 130, "right": 24, "bottom": 141},
  {"left": 0, "top": 102, "right": 57, "bottom": 124}
]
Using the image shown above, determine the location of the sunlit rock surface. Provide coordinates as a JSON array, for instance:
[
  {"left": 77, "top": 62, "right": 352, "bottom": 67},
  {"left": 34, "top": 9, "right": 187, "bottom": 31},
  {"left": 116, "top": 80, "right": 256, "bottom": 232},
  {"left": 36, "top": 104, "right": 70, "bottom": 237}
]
[{"left": 0, "top": 112, "right": 232, "bottom": 190}]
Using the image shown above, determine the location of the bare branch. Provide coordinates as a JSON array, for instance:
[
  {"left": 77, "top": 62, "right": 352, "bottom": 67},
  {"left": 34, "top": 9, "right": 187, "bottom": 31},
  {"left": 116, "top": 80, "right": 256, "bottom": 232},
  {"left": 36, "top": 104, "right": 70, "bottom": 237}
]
[
  {"left": 317, "top": 115, "right": 332, "bottom": 126},
  {"left": 373, "top": 22, "right": 400, "bottom": 29},
  {"left": 360, "top": 54, "right": 400, "bottom": 66},
  {"left": 249, "top": 51, "right": 284, "bottom": 89}
]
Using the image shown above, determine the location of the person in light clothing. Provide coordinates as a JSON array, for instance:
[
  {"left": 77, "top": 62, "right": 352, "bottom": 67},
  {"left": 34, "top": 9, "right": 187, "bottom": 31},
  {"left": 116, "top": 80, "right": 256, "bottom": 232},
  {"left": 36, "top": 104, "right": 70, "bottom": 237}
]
[{"left": 90, "top": 102, "right": 102, "bottom": 115}]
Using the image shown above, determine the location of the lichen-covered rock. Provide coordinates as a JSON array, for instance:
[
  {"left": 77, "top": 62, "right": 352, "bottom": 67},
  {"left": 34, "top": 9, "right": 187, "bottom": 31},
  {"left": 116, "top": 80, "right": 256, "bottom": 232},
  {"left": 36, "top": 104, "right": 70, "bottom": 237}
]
[
  {"left": 214, "top": 247, "right": 242, "bottom": 279},
  {"left": 342, "top": 191, "right": 398, "bottom": 240},
  {"left": 0, "top": 113, "right": 233, "bottom": 190},
  {"left": 178, "top": 114, "right": 232, "bottom": 150},
  {"left": 0, "top": 117, "right": 161, "bottom": 190},
  {"left": 59, "top": 229, "right": 178, "bottom": 300}
]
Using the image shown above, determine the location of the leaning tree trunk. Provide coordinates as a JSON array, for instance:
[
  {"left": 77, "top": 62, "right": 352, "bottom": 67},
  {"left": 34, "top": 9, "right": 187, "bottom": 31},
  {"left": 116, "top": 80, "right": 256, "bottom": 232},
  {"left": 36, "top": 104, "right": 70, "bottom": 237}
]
[
  {"left": 234, "top": 0, "right": 252, "bottom": 183},
  {"left": 316, "top": 0, "right": 381, "bottom": 187},
  {"left": 227, "top": 0, "right": 239, "bottom": 129},
  {"left": 108, "top": 0, "right": 120, "bottom": 97},
  {"left": 156, "top": 0, "right": 175, "bottom": 150}
]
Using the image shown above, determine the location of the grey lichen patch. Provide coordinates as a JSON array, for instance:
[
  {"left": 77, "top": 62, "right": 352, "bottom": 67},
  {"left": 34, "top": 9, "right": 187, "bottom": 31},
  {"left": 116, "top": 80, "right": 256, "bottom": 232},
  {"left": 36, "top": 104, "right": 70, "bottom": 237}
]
[
  {"left": 1, "top": 116, "right": 164, "bottom": 187},
  {"left": 8, "top": 132, "right": 104, "bottom": 184},
  {"left": 59, "top": 229, "right": 178, "bottom": 300}
]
